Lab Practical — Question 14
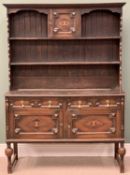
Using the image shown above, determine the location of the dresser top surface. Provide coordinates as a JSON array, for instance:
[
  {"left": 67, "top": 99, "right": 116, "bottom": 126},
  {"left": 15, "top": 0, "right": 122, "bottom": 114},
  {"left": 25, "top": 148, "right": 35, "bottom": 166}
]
[
  {"left": 4, "top": 3, "right": 125, "bottom": 8},
  {"left": 5, "top": 89, "right": 124, "bottom": 97}
]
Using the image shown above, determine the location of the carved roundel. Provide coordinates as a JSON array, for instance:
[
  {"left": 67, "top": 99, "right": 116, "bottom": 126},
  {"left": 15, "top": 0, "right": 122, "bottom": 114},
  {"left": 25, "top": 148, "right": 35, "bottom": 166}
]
[
  {"left": 56, "top": 16, "right": 72, "bottom": 31},
  {"left": 74, "top": 115, "right": 113, "bottom": 132}
]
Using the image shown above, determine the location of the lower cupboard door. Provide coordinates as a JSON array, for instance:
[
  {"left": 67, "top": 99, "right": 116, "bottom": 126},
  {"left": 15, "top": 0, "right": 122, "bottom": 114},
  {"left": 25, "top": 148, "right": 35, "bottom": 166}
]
[
  {"left": 12, "top": 108, "right": 63, "bottom": 139},
  {"left": 67, "top": 107, "right": 121, "bottom": 139}
]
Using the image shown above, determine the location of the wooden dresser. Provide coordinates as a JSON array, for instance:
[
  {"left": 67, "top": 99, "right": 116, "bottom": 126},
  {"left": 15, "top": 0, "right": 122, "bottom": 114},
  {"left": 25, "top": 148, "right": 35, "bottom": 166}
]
[{"left": 4, "top": 3, "right": 126, "bottom": 173}]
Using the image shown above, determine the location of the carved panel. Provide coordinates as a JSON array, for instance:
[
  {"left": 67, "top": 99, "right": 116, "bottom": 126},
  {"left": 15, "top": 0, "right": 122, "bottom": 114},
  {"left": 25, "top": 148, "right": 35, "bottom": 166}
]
[
  {"left": 71, "top": 114, "right": 115, "bottom": 134},
  {"left": 67, "top": 97, "right": 122, "bottom": 139},
  {"left": 13, "top": 108, "right": 62, "bottom": 139},
  {"left": 49, "top": 9, "right": 80, "bottom": 38}
]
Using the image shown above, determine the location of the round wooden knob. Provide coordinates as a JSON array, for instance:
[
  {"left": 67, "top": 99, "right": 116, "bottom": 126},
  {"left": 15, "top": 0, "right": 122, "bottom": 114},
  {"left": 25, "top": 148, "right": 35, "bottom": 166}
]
[
  {"left": 5, "top": 147, "right": 13, "bottom": 157},
  {"left": 118, "top": 147, "right": 126, "bottom": 156}
]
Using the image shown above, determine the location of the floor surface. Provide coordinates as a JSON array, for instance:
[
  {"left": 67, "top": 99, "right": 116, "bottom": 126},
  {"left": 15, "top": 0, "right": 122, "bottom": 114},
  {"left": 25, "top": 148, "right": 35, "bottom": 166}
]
[{"left": 0, "top": 156, "right": 130, "bottom": 175}]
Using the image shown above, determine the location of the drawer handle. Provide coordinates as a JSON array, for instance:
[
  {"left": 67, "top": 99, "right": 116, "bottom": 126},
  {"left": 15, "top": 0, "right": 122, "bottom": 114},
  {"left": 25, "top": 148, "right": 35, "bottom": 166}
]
[
  {"left": 52, "top": 128, "right": 58, "bottom": 134},
  {"left": 109, "top": 127, "right": 116, "bottom": 133},
  {"left": 15, "top": 128, "right": 21, "bottom": 134}
]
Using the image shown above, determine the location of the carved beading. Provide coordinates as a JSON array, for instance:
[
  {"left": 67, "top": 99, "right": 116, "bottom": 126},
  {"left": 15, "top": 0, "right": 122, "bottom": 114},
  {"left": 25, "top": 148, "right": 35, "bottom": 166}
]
[{"left": 119, "top": 15, "right": 123, "bottom": 89}]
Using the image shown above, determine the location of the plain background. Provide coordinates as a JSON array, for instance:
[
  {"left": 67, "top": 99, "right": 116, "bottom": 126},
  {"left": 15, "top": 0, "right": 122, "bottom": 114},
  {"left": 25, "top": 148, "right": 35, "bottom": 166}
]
[{"left": 0, "top": 0, "right": 130, "bottom": 143}]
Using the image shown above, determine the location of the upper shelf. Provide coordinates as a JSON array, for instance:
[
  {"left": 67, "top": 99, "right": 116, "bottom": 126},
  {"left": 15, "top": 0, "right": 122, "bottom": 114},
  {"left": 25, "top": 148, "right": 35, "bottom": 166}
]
[
  {"left": 9, "top": 36, "right": 120, "bottom": 41},
  {"left": 10, "top": 61, "right": 120, "bottom": 66}
]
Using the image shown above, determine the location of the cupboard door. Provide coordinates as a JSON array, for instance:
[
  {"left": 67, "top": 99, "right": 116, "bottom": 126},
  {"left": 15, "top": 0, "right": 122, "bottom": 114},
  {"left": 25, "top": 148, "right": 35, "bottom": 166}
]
[
  {"left": 8, "top": 99, "right": 63, "bottom": 139},
  {"left": 66, "top": 98, "right": 122, "bottom": 139},
  {"left": 49, "top": 9, "right": 80, "bottom": 38}
]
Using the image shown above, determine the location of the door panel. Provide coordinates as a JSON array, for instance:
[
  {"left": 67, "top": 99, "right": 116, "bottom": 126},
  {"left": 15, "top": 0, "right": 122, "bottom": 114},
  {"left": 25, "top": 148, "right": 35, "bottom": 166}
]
[
  {"left": 8, "top": 98, "right": 63, "bottom": 139},
  {"left": 66, "top": 98, "right": 122, "bottom": 139}
]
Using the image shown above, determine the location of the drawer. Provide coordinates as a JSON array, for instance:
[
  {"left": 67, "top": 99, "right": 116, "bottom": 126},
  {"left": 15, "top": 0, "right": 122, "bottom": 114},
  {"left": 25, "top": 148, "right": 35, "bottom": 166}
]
[
  {"left": 9, "top": 99, "right": 62, "bottom": 108},
  {"left": 67, "top": 98, "right": 122, "bottom": 139}
]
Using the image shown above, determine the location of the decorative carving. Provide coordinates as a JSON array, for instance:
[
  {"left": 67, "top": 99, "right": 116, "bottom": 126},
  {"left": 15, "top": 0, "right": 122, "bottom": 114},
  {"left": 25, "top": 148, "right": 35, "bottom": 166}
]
[
  {"left": 53, "top": 11, "right": 58, "bottom": 17},
  {"left": 50, "top": 10, "right": 79, "bottom": 38},
  {"left": 51, "top": 128, "right": 58, "bottom": 134},
  {"left": 71, "top": 11, "right": 76, "bottom": 17},
  {"left": 109, "top": 113, "right": 116, "bottom": 118},
  {"left": 9, "top": 100, "right": 62, "bottom": 109},
  {"left": 96, "top": 102, "right": 100, "bottom": 106},
  {"left": 68, "top": 98, "right": 121, "bottom": 108},
  {"left": 81, "top": 8, "right": 122, "bottom": 15},
  {"left": 14, "top": 114, "right": 20, "bottom": 119},
  {"left": 72, "top": 113, "right": 77, "bottom": 118},
  {"left": 8, "top": 8, "right": 49, "bottom": 15},
  {"left": 85, "top": 120, "right": 104, "bottom": 128},
  {"left": 109, "top": 127, "right": 116, "bottom": 133},
  {"left": 53, "top": 113, "right": 59, "bottom": 118},
  {"left": 15, "top": 128, "right": 21, "bottom": 134},
  {"left": 33, "top": 119, "right": 40, "bottom": 129},
  {"left": 72, "top": 128, "right": 78, "bottom": 134},
  {"left": 53, "top": 27, "right": 59, "bottom": 33},
  {"left": 70, "top": 27, "right": 76, "bottom": 33}
]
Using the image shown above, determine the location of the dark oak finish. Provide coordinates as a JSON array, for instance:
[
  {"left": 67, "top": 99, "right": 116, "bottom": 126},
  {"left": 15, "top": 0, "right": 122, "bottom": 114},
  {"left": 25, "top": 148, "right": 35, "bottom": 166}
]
[{"left": 4, "top": 3, "right": 126, "bottom": 173}]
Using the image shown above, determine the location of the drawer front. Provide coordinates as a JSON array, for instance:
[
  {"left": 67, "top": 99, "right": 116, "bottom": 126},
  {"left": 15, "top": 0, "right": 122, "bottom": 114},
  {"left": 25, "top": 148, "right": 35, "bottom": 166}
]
[
  {"left": 66, "top": 98, "right": 123, "bottom": 139},
  {"left": 49, "top": 9, "right": 80, "bottom": 38},
  {"left": 7, "top": 98, "right": 63, "bottom": 139}
]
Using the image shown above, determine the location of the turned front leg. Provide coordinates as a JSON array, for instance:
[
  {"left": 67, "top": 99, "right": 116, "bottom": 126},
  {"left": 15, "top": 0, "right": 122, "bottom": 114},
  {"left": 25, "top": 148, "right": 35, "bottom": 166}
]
[
  {"left": 5, "top": 143, "right": 13, "bottom": 174},
  {"left": 118, "top": 143, "right": 126, "bottom": 173}
]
